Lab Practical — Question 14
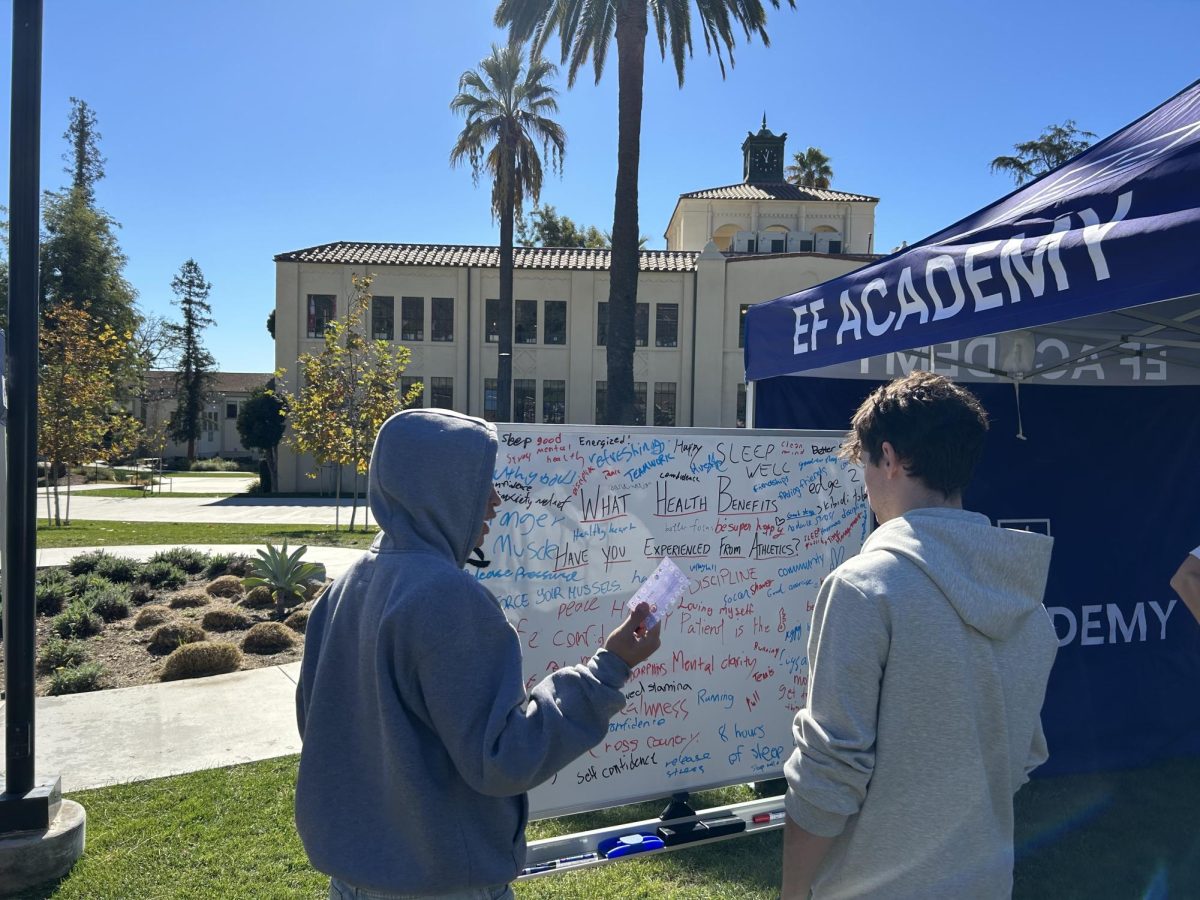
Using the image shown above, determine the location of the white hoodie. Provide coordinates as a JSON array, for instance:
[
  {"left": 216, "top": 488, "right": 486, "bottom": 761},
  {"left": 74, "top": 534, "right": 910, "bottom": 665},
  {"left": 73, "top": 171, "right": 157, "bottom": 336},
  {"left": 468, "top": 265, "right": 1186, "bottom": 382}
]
[{"left": 784, "top": 507, "right": 1057, "bottom": 899}]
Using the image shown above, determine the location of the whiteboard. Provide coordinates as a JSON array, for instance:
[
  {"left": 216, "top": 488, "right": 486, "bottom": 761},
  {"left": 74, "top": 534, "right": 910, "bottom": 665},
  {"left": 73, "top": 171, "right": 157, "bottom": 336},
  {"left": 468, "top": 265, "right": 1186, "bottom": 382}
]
[{"left": 477, "top": 425, "right": 869, "bottom": 820}]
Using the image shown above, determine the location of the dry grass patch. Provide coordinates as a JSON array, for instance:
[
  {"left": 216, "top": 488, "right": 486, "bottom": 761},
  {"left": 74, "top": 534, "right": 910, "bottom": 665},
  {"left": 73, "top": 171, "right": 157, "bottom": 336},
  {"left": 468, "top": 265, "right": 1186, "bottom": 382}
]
[
  {"left": 205, "top": 575, "right": 244, "bottom": 599},
  {"left": 134, "top": 605, "right": 172, "bottom": 630},
  {"left": 242, "top": 622, "right": 295, "bottom": 654},
  {"left": 160, "top": 641, "right": 243, "bottom": 681},
  {"left": 201, "top": 606, "right": 253, "bottom": 632},
  {"left": 148, "top": 621, "right": 206, "bottom": 654},
  {"left": 168, "top": 588, "right": 210, "bottom": 609},
  {"left": 283, "top": 609, "right": 309, "bottom": 634},
  {"left": 240, "top": 585, "right": 274, "bottom": 609}
]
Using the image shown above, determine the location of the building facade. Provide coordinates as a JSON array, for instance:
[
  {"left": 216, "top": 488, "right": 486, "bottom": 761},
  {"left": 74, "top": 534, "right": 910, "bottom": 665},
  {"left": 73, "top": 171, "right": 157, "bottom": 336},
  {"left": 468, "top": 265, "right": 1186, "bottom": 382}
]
[
  {"left": 274, "top": 123, "right": 880, "bottom": 491},
  {"left": 133, "top": 371, "right": 272, "bottom": 462}
]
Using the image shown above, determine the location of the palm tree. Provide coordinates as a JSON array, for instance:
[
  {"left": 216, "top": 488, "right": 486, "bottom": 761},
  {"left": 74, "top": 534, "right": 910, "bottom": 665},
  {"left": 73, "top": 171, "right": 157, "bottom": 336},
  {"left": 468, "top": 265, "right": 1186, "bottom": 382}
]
[
  {"left": 496, "top": 0, "right": 796, "bottom": 425},
  {"left": 786, "top": 146, "right": 833, "bottom": 189},
  {"left": 450, "top": 43, "right": 565, "bottom": 421}
]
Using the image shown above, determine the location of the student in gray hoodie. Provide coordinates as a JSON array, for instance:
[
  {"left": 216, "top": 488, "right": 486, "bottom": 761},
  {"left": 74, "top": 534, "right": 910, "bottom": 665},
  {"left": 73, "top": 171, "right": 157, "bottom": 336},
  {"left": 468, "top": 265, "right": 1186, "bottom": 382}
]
[
  {"left": 781, "top": 372, "right": 1057, "bottom": 900},
  {"left": 295, "top": 408, "right": 662, "bottom": 899}
]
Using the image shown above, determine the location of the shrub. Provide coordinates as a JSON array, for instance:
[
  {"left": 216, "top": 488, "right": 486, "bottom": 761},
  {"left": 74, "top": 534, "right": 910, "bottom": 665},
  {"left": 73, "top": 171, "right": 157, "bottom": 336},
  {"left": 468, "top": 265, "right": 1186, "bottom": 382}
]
[
  {"left": 283, "top": 609, "right": 309, "bottom": 634},
  {"left": 130, "top": 583, "right": 157, "bottom": 605},
  {"left": 243, "top": 542, "right": 321, "bottom": 619},
  {"left": 38, "top": 637, "right": 88, "bottom": 673},
  {"left": 52, "top": 599, "right": 103, "bottom": 639},
  {"left": 201, "top": 606, "right": 253, "bottom": 632},
  {"left": 67, "top": 549, "right": 112, "bottom": 576},
  {"left": 134, "top": 605, "right": 172, "bottom": 630},
  {"left": 240, "top": 585, "right": 275, "bottom": 610},
  {"left": 93, "top": 553, "right": 140, "bottom": 583},
  {"left": 160, "top": 641, "right": 243, "bottom": 681},
  {"left": 205, "top": 575, "right": 244, "bottom": 599},
  {"left": 48, "top": 661, "right": 106, "bottom": 695},
  {"left": 190, "top": 457, "right": 240, "bottom": 472},
  {"left": 36, "top": 578, "right": 71, "bottom": 616},
  {"left": 242, "top": 622, "right": 295, "bottom": 654},
  {"left": 148, "top": 621, "right": 207, "bottom": 654},
  {"left": 149, "top": 547, "right": 209, "bottom": 576},
  {"left": 83, "top": 582, "right": 132, "bottom": 622},
  {"left": 168, "top": 588, "right": 210, "bottom": 609},
  {"left": 70, "top": 573, "right": 113, "bottom": 599},
  {"left": 205, "top": 553, "right": 252, "bottom": 579},
  {"left": 138, "top": 561, "right": 187, "bottom": 590},
  {"left": 243, "top": 478, "right": 263, "bottom": 495}
]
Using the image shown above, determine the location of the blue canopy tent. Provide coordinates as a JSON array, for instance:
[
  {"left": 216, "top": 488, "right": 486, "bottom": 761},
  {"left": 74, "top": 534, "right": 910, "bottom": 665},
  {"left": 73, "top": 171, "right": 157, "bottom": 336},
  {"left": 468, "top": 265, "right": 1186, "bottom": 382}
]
[{"left": 743, "top": 79, "right": 1200, "bottom": 776}]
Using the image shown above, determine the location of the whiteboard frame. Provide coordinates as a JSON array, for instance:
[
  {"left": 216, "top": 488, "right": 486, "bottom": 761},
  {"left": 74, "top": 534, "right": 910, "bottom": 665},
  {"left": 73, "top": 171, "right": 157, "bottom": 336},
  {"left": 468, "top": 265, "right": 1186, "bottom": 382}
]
[{"left": 487, "top": 423, "right": 869, "bottom": 820}]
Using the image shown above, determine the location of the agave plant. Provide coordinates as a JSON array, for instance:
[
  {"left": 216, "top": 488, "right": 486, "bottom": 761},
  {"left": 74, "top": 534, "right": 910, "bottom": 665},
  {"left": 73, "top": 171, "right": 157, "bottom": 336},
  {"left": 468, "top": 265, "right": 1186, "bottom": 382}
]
[{"left": 242, "top": 541, "right": 322, "bottom": 619}]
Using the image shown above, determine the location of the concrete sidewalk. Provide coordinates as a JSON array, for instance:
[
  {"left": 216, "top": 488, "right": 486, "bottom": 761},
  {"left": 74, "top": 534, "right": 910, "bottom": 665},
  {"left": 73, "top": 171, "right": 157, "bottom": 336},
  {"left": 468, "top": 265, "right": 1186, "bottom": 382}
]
[
  {"left": 0, "top": 664, "right": 303, "bottom": 793},
  {"left": 0, "top": 544, "right": 369, "bottom": 794},
  {"left": 50, "top": 493, "right": 375, "bottom": 525}
]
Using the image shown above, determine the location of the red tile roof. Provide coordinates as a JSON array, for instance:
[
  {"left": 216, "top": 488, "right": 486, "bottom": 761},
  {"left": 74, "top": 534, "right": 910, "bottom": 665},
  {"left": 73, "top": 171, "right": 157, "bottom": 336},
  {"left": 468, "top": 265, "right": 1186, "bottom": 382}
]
[
  {"left": 680, "top": 182, "right": 877, "bottom": 203},
  {"left": 275, "top": 242, "right": 700, "bottom": 272},
  {"left": 146, "top": 371, "right": 272, "bottom": 395}
]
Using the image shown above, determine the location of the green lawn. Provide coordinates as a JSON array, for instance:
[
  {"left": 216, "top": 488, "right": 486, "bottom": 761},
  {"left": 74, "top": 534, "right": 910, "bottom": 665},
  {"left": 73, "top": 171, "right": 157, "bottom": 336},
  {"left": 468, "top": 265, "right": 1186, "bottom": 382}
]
[
  {"left": 13, "top": 756, "right": 1199, "bottom": 899},
  {"left": 36, "top": 520, "right": 379, "bottom": 549}
]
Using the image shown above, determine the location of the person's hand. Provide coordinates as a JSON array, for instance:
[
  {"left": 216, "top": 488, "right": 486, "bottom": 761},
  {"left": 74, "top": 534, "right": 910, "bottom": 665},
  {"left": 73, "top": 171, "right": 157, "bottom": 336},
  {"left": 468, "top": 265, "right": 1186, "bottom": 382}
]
[{"left": 604, "top": 601, "right": 663, "bottom": 669}]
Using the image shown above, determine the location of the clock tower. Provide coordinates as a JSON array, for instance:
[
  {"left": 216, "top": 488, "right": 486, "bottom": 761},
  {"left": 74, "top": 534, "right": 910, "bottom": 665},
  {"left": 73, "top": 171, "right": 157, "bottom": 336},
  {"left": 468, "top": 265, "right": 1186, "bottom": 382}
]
[{"left": 742, "top": 115, "right": 787, "bottom": 183}]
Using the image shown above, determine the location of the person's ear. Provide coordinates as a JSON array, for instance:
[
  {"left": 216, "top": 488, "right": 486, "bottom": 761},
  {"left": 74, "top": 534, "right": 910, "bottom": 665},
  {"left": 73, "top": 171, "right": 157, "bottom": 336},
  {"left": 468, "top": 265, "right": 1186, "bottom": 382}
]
[{"left": 880, "top": 441, "right": 899, "bottom": 478}]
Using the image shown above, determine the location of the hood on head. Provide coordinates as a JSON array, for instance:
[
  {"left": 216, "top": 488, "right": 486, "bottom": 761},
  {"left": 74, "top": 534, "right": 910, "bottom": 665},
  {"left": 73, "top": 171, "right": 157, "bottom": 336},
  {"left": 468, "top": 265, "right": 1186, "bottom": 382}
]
[
  {"left": 864, "top": 508, "right": 1054, "bottom": 640},
  {"left": 368, "top": 408, "right": 498, "bottom": 568}
]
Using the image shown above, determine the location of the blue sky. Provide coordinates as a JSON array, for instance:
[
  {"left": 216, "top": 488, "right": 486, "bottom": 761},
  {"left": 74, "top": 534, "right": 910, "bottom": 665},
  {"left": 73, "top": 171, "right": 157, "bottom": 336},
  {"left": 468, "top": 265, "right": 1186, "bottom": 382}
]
[{"left": 1, "top": 1, "right": 1196, "bottom": 374}]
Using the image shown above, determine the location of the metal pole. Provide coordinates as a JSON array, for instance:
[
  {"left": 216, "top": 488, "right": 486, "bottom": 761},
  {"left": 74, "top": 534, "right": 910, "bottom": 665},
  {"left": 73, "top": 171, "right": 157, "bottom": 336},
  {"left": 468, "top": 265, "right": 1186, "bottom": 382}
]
[{"left": 4, "top": 0, "right": 43, "bottom": 802}]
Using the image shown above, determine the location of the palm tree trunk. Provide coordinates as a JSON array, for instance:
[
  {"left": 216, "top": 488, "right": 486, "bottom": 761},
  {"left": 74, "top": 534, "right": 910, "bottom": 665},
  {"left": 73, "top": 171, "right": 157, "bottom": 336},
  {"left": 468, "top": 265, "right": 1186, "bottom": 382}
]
[
  {"left": 498, "top": 148, "right": 516, "bottom": 422},
  {"left": 605, "top": 0, "right": 648, "bottom": 426}
]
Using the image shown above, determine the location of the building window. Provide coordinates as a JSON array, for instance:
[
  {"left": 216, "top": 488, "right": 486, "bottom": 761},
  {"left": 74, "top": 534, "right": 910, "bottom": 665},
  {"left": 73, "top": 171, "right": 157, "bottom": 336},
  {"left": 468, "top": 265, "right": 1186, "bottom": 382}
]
[
  {"left": 225, "top": 402, "right": 238, "bottom": 419},
  {"left": 828, "top": 240, "right": 843, "bottom": 254},
  {"left": 401, "top": 375, "right": 423, "bottom": 407},
  {"left": 485, "top": 299, "right": 500, "bottom": 343},
  {"left": 483, "top": 378, "right": 498, "bottom": 422},
  {"left": 430, "top": 376, "right": 453, "bottom": 409},
  {"left": 597, "top": 302, "right": 649, "bottom": 346},
  {"left": 514, "top": 379, "right": 537, "bottom": 423},
  {"left": 653, "top": 382, "right": 677, "bottom": 427},
  {"left": 596, "top": 381, "right": 647, "bottom": 424},
  {"left": 655, "top": 304, "right": 679, "bottom": 348},
  {"left": 202, "top": 410, "right": 218, "bottom": 440},
  {"left": 543, "top": 380, "right": 565, "bottom": 424},
  {"left": 306, "top": 294, "right": 335, "bottom": 338},
  {"left": 401, "top": 297, "right": 424, "bottom": 341},
  {"left": 635, "top": 303, "right": 649, "bottom": 347},
  {"left": 431, "top": 297, "right": 454, "bottom": 342},
  {"left": 738, "top": 304, "right": 750, "bottom": 348},
  {"left": 799, "top": 239, "right": 815, "bottom": 252},
  {"left": 737, "top": 383, "right": 747, "bottom": 428},
  {"left": 515, "top": 300, "right": 538, "bottom": 344},
  {"left": 372, "top": 295, "right": 395, "bottom": 341},
  {"left": 544, "top": 301, "right": 566, "bottom": 345}
]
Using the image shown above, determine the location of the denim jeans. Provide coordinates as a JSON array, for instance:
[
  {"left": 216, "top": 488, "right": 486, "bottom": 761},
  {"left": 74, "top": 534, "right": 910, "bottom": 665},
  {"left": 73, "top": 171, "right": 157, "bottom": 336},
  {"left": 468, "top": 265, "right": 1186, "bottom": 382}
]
[{"left": 329, "top": 877, "right": 514, "bottom": 900}]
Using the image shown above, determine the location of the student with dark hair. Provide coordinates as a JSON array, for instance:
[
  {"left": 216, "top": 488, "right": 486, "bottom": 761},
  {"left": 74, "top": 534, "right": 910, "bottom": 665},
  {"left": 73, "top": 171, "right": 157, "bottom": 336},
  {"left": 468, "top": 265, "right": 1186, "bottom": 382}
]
[
  {"left": 781, "top": 371, "right": 1058, "bottom": 899},
  {"left": 295, "top": 408, "right": 662, "bottom": 899}
]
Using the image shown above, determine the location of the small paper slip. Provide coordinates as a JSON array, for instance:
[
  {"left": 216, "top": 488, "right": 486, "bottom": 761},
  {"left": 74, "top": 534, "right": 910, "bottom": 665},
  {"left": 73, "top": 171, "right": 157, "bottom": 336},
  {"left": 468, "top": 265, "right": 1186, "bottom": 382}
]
[{"left": 626, "top": 556, "right": 688, "bottom": 628}]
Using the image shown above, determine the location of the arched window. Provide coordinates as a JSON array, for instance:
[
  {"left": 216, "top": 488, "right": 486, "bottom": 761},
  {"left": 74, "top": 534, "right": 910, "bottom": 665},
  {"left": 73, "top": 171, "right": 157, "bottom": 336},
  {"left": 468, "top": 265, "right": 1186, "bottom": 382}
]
[
  {"left": 712, "top": 224, "right": 740, "bottom": 252},
  {"left": 813, "top": 225, "right": 843, "bottom": 254}
]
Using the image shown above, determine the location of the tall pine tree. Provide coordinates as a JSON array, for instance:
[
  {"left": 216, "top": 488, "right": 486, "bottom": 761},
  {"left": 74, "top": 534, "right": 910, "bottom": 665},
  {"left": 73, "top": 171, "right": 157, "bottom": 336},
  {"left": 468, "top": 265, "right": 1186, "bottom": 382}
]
[
  {"left": 166, "top": 259, "right": 217, "bottom": 462},
  {"left": 39, "top": 98, "right": 140, "bottom": 340}
]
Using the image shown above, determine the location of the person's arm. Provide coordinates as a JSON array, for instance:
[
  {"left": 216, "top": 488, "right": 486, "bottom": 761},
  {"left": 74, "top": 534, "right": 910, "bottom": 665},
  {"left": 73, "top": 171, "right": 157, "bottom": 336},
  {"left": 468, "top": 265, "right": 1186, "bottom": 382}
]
[
  {"left": 781, "top": 574, "right": 889, "bottom": 888},
  {"left": 781, "top": 817, "right": 835, "bottom": 899},
  {"left": 416, "top": 588, "right": 660, "bottom": 797},
  {"left": 1170, "top": 553, "right": 1200, "bottom": 625}
]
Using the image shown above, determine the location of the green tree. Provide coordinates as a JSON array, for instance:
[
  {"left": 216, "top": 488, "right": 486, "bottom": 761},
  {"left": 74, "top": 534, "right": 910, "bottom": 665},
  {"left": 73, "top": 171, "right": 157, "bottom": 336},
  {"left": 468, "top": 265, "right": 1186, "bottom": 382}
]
[
  {"left": 266, "top": 309, "right": 276, "bottom": 339},
  {"left": 786, "top": 146, "right": 833, "bottom": 189},
  {"left": 450, "top": 42, "right": 565, "bottom": 422},
  {"left": 284, "top": 274, "right": 421, "bottom": 530},
  {"left": 166, "top": 259, "right": 217, "bottom": 462},
  {"left": 237, "top": 382, "right": 288, "bottom": 494},
  {"left": 496, "top": 0, "right": 795, "bottom": 424},
  {"left": 990, "top": 119, "right": 1096, "bottom": 185},
  {"left": 40, "top": 98, "right": 140, "bottom": 341},
  {"left": 38, "top": 304, "right": 136, "bottom": 526},
  {"left": 518, "top": 202, "right": 609, "bottom": 247}
]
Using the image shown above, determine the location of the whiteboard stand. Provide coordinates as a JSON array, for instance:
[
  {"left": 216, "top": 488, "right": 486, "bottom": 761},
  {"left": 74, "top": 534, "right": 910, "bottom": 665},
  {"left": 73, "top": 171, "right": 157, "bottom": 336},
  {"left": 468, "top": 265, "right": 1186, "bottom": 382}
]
[{"left": 519, "top": 793, "right": 787, "bottom": 879}]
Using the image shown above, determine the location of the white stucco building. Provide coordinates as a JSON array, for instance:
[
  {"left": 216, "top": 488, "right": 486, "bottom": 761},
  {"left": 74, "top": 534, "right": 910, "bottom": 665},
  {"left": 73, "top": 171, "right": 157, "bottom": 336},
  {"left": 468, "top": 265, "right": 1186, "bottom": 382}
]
[
  {"left": 274, "top": 121, "right": 880, "bottom": 491},
  {"left": 132, "top": 371, "right": 271, "bottom": 462}
]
